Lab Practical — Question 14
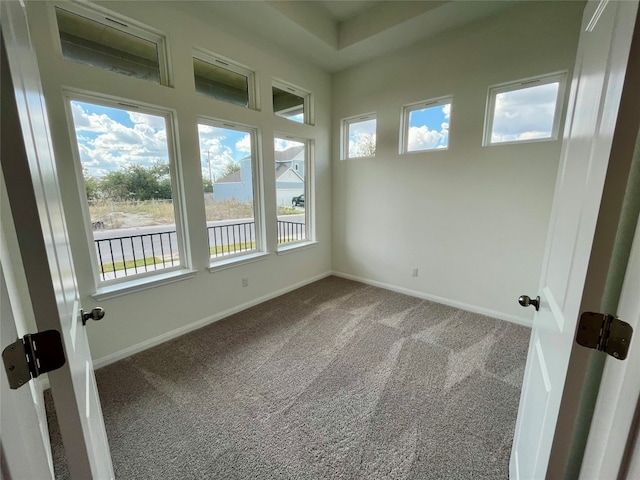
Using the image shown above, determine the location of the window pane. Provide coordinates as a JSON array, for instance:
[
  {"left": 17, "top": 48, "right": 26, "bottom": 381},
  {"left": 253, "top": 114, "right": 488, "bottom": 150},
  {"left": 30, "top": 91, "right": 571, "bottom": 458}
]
[
  {"left": 69, "top": 101, "right": 179, "bottom": 281},
  {"left": 275, "top": 138, "right": 306, "bottom": 244},
  {"left": 348, "top": 118, "right": 376, "bottom": 158},
  {"left": 193, "top": 57, "right": 249, "bottom": 107},
  {"left": 273, "top": 86, "right": 304, "bottom": 123},
  {"left": 198, "top": 125, "right": 257, "bottom": 259},
  {"left": 56, "top": 8, "right": 161, "bottom": 83},
  {"left": 491, "top": 82, "right": 560, "bottom": 143},
  {"left": 407, "top": 103, "right": 450, "bottom": 152}
]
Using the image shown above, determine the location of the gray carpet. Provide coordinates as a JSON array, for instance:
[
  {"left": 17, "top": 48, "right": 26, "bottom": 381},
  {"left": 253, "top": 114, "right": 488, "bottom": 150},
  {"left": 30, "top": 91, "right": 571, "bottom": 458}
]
[{"left": 46, "top": 276, "right": 530, "bottom": 479}]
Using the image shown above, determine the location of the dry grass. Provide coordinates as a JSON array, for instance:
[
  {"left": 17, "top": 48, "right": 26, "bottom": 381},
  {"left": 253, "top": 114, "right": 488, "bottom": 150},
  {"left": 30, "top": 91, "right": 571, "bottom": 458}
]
[
  {"left": 89, "top": 199, "right": 300, "bottom": 230},
  {"left": 89, "top": 200, "right": 175, "bottom": 229},
  {"left": 204, "top": 198, "right": 254, "bottom": 221}
]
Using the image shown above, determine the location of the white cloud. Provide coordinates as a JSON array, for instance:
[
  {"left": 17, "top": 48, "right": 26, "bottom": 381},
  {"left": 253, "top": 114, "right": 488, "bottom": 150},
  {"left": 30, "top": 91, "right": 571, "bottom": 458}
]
[
  {"left": 197, "top": 126, "right": 240, "bottom": 179},
  {"left": 442, "top": 104, "right": 451, "bottom": 120},
  {"left": 408, "top": 126, "right": 441, "bottom": 151},
  {"left": 491, "top": 82, "right": 559, "bottom": 142},
  {"left": 128, "top": 111, "right": 166, "bottom": 130},
  {"left": 350, "top": 118, "right": 376, "bottom": 137},
  {"left": 275, "top": 137, "right": 304, "bottom": 152},
  {"left": 407, "top": 121, "right": 449, "bottom": 152},
  {"left": 71, "top": 102, "right": 170, "bottom": 178},
  {"left": 235, "top": 134, "right": 252, "bottom": 152}
]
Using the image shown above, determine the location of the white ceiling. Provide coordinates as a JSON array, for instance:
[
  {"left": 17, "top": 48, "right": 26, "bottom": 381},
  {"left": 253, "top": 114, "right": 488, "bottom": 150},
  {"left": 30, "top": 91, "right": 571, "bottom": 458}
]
[
  {"left": 188, "top": 0, "right": 521, "bottom": 73},
  {"left": 317, "top": 0, "right": 382, "bottom": 22}
]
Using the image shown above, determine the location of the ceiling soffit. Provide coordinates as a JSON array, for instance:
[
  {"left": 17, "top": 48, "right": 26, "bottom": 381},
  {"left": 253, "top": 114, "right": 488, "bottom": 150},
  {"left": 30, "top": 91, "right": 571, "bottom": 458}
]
[{"left": 178, "top": 1, "right": 521, "bottom": 73}]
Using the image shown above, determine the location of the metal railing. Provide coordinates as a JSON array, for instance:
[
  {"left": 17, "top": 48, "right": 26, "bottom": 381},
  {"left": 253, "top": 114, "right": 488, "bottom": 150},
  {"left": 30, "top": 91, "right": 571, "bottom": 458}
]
[
  {"left": 94, "top": 230, "right": 179, "bottom": 281},
  {"left": 277, "top": 220, "right": 305, "bottom": 245},
  {"left": 207, "top": 221, "right": 256, "bottom": 258},
  {"left": 93, "top": 219, "right": 306, "bottom": 278}
]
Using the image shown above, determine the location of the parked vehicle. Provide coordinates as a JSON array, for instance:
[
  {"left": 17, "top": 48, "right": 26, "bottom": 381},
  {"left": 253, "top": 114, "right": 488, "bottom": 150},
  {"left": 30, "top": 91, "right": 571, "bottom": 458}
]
[{"left": 292, "top": 194, "right": 304, "bottom": 207}]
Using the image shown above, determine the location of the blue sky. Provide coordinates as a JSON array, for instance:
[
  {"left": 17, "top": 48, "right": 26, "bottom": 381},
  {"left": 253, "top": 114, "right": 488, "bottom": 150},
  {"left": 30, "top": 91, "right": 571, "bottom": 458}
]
[{"left": 406, "top": 103, "right": 450, "bottom": 151}]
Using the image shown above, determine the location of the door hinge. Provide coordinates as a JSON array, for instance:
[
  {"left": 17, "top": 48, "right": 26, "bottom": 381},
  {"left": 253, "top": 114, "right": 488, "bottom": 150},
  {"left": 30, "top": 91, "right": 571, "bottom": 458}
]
[
  {"left": 2, "top": 330, "right": 66, "bottom": 389},
  {"left": 576, "top": 312, "right": 633, "bottom": 360}
]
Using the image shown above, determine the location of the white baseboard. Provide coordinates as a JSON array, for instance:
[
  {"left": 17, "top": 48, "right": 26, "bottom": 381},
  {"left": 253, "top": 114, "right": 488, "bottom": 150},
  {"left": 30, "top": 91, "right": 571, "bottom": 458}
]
[
  {"left": 332, "top": 270, "right": 532, "bottom": 328},
  {"left": 92, "top": 271, "right": 333, "bottom": 369},
  {"left": 92, "top": 269, "right": 529, "bottom": 370}
]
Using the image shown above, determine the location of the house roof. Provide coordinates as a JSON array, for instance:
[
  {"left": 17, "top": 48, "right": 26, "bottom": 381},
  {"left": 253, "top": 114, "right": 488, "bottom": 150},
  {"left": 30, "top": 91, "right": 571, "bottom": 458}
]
[
  {"left": 215, "top": 169, "right": 241, "bottom": 183},
  {"left": 275, "top": 145, "right": 305, "bottom": 161}
]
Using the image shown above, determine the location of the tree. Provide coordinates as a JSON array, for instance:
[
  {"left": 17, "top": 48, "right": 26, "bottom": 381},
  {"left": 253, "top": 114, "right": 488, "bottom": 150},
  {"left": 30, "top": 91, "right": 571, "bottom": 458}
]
[
  {"left": 202, "top": 177, "right": 213, "bottom": 193},
  {"left": 87, "top": 163, "right": 173, "bottom": 201},
  {"left": 352, "top": 133, "right": 376, "bottom": 157},
  {"left": 220, "top": 162, "right": 241, "bottom": 179},
  {"left": 84, "top": 175, "right": 101, "bottom": 201}
]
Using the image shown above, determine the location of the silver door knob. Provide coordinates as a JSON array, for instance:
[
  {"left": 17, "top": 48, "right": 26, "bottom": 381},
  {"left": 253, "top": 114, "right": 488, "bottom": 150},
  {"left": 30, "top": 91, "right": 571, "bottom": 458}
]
[
  {"left": 82, "top": 307, "right": 105, "bottom": 326},
  {"left": 518, "top": 295, "right": 540, "bottom": 311}
]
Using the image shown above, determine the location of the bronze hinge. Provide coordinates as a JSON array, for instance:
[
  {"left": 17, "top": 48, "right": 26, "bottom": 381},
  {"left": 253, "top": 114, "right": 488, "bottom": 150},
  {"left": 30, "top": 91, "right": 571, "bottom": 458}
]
[
  {"left": 576, "top": 312, "right": 633, "bottom": 360},
  {"left": 2, "top": 330, "right": 66, "bottom": 389}
]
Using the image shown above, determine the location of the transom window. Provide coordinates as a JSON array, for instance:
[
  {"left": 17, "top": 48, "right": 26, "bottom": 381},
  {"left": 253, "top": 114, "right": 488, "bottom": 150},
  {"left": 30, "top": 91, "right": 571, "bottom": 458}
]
[
  {"left": 401, "top": 96, "right": 452, "bottom": 153},
  {"left": 484, "top": 72, "right": 567, "bottom": 145},
  {"left": 198, "top": 121, "right": 262, "bottom": 261},
  {"left": 272, "top": 81, "right": 312, "bottom": 124},
  {"left": 341, "top": 114, "right": 377, "bottom": 159},
  {"left": 54, "top": 5, "right": 169, "bottom": 85},
  {"left": 67, "top": 97, "right": 185, "bottom": 283},
  {"left": 193, "top": 50, "right": 256, "bottom": 108}
]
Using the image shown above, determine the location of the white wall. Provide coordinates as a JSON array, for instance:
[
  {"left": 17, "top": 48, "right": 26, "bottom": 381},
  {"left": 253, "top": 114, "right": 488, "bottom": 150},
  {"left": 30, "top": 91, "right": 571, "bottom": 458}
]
[
  {"left": 331, "top": 1, "right": 584, "bottom": 324},
  {"left": 25, "top": 1, "right": 332, "bottom": 362}
]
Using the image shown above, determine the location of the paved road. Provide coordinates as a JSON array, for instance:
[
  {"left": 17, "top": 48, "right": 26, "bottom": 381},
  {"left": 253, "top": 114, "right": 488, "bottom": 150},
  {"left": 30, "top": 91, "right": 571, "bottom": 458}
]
[{"left": 93, "top": 215, "right": 306, "bottom": 274}]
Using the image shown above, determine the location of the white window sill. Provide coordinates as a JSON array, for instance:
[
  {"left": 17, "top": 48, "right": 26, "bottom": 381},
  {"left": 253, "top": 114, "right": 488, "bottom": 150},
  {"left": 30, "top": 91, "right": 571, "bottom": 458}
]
[
  {"left": 208, "top": 251, "right": 271, "bottom": 272},
  {"left": 277, "top": 241, "right": 318, "bottom": 255},
  {"left": 92, "top": 269, "right": 198, "bottom": 301}
]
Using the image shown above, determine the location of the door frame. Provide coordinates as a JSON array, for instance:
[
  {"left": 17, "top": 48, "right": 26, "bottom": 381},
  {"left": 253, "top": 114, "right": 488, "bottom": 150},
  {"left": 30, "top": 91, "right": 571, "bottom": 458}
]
[{"left": 546, "top": 7, "right": 640, "bottom": 477}]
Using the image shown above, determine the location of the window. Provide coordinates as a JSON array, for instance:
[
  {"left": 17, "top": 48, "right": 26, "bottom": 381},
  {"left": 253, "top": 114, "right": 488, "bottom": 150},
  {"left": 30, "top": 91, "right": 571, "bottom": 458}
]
[
  {"left": 484, "top": 72, "right": 567, "bottom": 145},
  {"left": 193, "top": 50, "right": 255, "bottom": 108},
  {"left": 341, "top": 114, "right": 377, "bottom": 159},
  {"left": 401, "top": 96, "right": 452, "bottom": 153},
  {"left": 54, "top": 5, "right": 169, "bottom": 85},
  {"left": 272, "top": 81, "right": 312, "bottom": 124},
  {"left": 275, "top": 136, "right": 312, "bottom": 247},
  {"left": 198, "top": 121, "right": 262, "bottom": 261},
  {"left": 67, "top": 97, "right": 185, "bottom": 283}
]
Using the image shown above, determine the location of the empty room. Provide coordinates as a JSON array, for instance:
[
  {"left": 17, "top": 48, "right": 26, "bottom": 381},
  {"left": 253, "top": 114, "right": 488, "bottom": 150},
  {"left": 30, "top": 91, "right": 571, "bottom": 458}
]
[{"left": 2, "top": 0, "right": 639, "bottom": 479}]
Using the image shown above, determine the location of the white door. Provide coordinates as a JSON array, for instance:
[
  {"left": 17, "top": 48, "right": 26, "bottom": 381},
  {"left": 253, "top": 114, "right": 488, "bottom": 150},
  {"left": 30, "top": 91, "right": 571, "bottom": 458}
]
[
  {"left": 1, "top": 2, "right": 114, "bottom": 479},
  {"left": 510, "top": 1, "right": 638, "bottom": 479}
]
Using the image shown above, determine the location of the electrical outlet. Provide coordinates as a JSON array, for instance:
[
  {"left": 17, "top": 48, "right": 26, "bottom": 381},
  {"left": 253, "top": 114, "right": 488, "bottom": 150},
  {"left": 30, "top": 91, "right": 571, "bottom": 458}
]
[
  {"left": 242, "top": 277, "right": 249, "bottom": 287},
  {"left": 411, "top": 268, "right": 419, "bottom": 277}
]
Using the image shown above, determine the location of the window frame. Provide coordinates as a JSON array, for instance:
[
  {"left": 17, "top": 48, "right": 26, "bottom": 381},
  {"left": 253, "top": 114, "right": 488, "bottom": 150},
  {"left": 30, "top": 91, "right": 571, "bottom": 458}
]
[
  {"left": 400, "top": 95, "right": 453, "bottom": 154},
  {"left": 274, "top": 134, "right": 314, "bottom": 251},
  {"left": 483, "top": 71, "right": 567, "bottom": 146},
  {"left": 341, "top": 113, "right": 377, "bottom": 160},
  {"left": 272, "top": 80, "right": 313, "bottom": 125},
  {"left": 63, "top": 90, "right": 190, "bottom": 288},
  {"left": 52, "top": 2, "right": 172, "bottom": 86},
  {"left": 192, "top": 48, "right": 258, "bottom": 110},
  {"left": 197, "top": 118, "right": 265, "bottom": 264}
]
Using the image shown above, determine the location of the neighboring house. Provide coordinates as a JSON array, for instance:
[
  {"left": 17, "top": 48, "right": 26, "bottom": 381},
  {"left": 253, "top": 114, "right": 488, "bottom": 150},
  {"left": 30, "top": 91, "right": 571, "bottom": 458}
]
[
  {"left": 214, "top": 147, "right": 305, "bottom": 206},
  {"left": 212, "top": 157, "right": 251, "bottom": 203}
]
